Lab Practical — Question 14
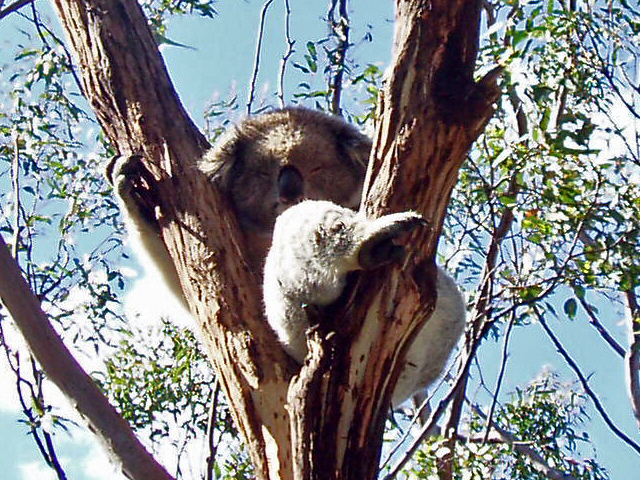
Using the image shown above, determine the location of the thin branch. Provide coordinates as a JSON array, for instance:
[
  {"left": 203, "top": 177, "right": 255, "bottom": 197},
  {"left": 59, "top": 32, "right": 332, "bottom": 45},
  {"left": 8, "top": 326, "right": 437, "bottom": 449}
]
[
  {"left": 11, "top": 130, "right": 20, "bottom": 259},
  {"left": 43, "top": 426, "right": 68, "bottom": 480},
  {"left": 205, "top": 379, "right": 221, "bottom": 480},
  {"left": 482, "top": 312, "right": 515, "bottom": 443},
  {"left": 0, "top": 0, "right": 31, "bottom": 21},
  {"left": 625, "top": 290, "right": 640, "bottom": 428},
  {"left": 382, "top": 348, "right": 479, "bottom": 480},
  {"left": 0, "top": 233, "right": 176, "bottom": 480},
  {"left": 247, "top": 0, "right": 274, "bottom": 114},
  {"left": 574, "top": 289, "right": 625, "bottom": 357},
  {"left": 18, "top": 7, "right": 85, "bottom": 96},
  {"left": 379, "top": 375, "right": 448, "bottom": 471},
  {"left": 536, "top": 308, "right": 640, "bottom": 456},
  {"left": 29, "top": 0, "right": 50, "bottom": 50},
  {"left": 327, "top": 0, "right": 350, "bottom": 115},
  {"left": 277, "top": 0, "right": 294, "bottom": 108}
]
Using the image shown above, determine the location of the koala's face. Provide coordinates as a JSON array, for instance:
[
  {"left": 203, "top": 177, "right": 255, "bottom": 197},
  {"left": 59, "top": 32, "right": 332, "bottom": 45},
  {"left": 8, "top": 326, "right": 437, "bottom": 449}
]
[{"left": 202, "top": 107, "right": 371, "bottom": 235}]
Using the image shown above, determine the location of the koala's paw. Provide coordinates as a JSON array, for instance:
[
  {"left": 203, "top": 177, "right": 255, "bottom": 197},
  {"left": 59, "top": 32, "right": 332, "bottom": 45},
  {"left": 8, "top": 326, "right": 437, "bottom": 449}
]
[
  {"left": 358, "top": 212, "right": 427, "bottom": 270},
  {"left": 106, "top": 155, "right": 158, "bottom": 225}
]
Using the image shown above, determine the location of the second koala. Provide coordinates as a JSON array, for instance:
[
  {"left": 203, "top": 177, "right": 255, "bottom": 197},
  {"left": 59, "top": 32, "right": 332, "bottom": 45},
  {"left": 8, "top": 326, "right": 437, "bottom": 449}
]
[{"left": 264, "top": 200, "right": 466, "bottom": 406}]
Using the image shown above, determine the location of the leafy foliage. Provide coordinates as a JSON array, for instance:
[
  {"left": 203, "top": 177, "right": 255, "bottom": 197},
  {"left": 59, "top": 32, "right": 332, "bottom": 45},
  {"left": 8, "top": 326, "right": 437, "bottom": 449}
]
[
  {"left": 1, "top": 0, "right": 640, "bottom": 479},
  {"left": 407, "top": 372, "right": 608, "bottom": 480}
]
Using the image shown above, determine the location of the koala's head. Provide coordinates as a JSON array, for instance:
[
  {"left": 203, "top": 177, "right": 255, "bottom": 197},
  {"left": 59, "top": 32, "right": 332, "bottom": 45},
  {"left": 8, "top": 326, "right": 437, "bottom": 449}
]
[{"left": 200, "top": 107, "right": 371, "bottom": 236}]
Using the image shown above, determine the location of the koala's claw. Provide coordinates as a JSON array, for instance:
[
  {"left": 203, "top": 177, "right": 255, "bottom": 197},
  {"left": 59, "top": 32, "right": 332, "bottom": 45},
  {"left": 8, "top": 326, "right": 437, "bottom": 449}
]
[
  {"left": 358, "top": 213, "right": 427, "bottom": 270},
  {"left": 106, "top": 155, "right": 158, "bottom": 225}
]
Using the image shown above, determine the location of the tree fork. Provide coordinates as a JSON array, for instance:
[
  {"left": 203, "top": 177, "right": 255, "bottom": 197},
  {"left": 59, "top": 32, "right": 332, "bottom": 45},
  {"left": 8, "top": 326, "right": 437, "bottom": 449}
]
[{"left": 48, "top": 1, "right": 499, "bottom": 480}]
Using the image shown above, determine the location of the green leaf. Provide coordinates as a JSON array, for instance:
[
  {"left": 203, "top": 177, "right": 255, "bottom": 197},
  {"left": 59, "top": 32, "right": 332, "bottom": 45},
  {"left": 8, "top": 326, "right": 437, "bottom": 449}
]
[
  {"left": 564, "top": 298, "right": 578, "bottom": 319},
  {"left": 499, "top": 195, "right": 517, "bottom": 206}
]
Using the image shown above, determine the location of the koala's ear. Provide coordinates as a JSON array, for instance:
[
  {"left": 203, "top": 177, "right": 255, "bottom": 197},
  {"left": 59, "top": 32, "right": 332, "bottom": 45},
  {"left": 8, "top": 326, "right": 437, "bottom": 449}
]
[
  {"left": 198, "top": 128, "right": 245, "bottom": 190},
  {"left": 325, "top": 116, "right": 372, "bottom": 174}
]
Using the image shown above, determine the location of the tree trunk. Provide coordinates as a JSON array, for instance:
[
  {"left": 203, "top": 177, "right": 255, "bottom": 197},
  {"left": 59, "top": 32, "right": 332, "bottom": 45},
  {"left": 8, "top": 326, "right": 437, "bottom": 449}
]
[{"left": 50, "top": 1, "right": 499, "bottom": 480}]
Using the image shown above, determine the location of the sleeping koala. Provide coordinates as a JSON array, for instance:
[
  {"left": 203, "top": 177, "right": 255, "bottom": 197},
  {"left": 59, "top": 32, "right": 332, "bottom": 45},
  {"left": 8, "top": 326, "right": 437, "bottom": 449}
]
[
  {"left": 107, "top": 107, "right": 370, "bottom": 276},
  {"left": 263, "top": 200, "right": 466, "bottom": 406},
  {"left": 198, "top": 107, "right": 369, "bottom": 270},
  {"left": 107, "top": 106, "right": 465, "bottom": 405}
]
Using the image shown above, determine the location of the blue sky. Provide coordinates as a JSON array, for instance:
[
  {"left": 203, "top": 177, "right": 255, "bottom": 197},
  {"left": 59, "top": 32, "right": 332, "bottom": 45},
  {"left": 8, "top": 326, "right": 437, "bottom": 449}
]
[{"left": 1, "top": 1, "right": 639, "bottom": 479}]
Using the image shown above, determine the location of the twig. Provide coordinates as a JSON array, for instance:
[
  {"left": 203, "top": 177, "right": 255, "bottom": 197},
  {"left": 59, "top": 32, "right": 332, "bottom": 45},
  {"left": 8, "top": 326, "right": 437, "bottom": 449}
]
[
  {"left": 327, "top": 0, "right": 350, "bottom": 115},
  {"left": 0, "top": 0, "right": 31, "bottom": 21},
  {"left": 381, "top": 348, "right": 477, "bottom": 480},
  {"left": 625, "top": 290, "right": 640, "bottom": 428},
  {"left": 17, "top": 7, "right": 85, "bottom": 95},
  {"left": 574, "top": 289, "right": 625, "bottom": 357},
  {"left": 277, "top": 0, "right": 294, "bottom": 108},
  {"left": 379, "top": 376, "right": 446, "bottom": 471},
  {"left": 482, "top": 312, "right": 515, "bottom": 443},
  {"left": 29, "top": 0, "right": 50, "bottom": 50},
  {"left": 247, "top": 0, "right": 274, "bottom": 114},
  {"left": 536, "top": 308, "right": 640, "bottom": 455},
  {"left": 11, "top": 130, "right": 20, "bottom": 259},
  {"left": 205, "top": 379, "right": 221, "bottom": 480},
  {"left": 42, "top": 421, "right": 68, "bottom": 480}
]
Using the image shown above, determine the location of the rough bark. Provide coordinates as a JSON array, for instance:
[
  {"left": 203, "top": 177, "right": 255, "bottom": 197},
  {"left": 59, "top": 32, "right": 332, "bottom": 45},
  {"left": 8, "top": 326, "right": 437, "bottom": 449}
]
[{"left": 46, "top": 1, "right": 499, "bottom": 480}]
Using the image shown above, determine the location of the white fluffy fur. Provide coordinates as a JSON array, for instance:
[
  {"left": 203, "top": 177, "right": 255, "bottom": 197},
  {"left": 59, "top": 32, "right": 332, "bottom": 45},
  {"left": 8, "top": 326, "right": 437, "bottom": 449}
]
[{"left": 263, "top": 200, "right": 466, "bottom": 406}]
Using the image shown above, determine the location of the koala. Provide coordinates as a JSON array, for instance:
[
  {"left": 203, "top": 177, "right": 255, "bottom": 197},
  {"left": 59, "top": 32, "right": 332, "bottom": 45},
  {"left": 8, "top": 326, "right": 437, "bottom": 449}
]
[
  {"left": 107, "top": 107, "right": 370, "bottom": 278},
  {"left": 198, "top": 107, "right": 370, "bottom": 270},
  {"left": 263, "top": 200, "right": 466, "bottom": 406},
  {"left": 107, "top": 106, "right": 465, "bottom": 405}
]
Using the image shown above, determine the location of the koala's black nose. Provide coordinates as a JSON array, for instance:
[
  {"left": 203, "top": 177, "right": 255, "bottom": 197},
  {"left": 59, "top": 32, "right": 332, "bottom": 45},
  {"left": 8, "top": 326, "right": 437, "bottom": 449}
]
[{"left": 278, "top": 166, "right": 304, "bottom": 202}]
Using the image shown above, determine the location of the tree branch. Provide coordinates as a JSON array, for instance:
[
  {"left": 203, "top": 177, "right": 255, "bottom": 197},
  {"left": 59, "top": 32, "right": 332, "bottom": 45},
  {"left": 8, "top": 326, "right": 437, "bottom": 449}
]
[
  {"left": 573, "top": 289, "right": 625, "bottom": 357},
  {"left": 482, "top": 312, "right": 515, "bottom": 442},
  {"left": 277, "top": 0, "right": 294, "bottom": 109},
  {"left": 537, "top": 308, "right": 640, "bottom": 455},
  {"left": 247, "top": 0, "right": 274, "bottom": 114},
  {"left": 0, "top": 0, "right": 31, "bottom": 21},
  {"left": 625, "top": 290, "right": 640, "bottom": 428},
  {"left": 0, "top": 233, "right": 175, "bottom": 480},
  {"left": 51, "top": 2, "right": 294, "bottom": 478},
  {"left": 327, "top": 0, "right": 350, "bottom": 115}
]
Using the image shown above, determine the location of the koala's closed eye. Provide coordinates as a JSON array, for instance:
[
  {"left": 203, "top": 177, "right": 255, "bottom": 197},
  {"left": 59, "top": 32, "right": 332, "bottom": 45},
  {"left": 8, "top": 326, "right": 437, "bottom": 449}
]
[{"left": 278, "top": 166, "right": 303, "bottom": 202}]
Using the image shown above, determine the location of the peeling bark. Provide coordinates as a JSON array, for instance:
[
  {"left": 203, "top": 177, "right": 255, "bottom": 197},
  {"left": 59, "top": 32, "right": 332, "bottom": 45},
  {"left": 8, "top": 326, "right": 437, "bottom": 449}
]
[{"left": 46, "top": 1, "right": 499, "bottom": 479}]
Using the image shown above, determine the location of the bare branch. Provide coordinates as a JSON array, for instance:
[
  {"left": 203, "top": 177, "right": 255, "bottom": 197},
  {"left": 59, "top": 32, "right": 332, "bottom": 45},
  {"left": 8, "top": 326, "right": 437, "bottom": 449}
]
[
  {"left": 247, "top": 0, "right": 274, "bottom": 114},
  {"left": 625, "top": 290, "right": 640, "bottom": 428},
  {"left": 0, "top": 233, "right": 175, "bottom": 480},
  {"left": 382, "top": 347, "right": 479, "bottom": 480},
  {"left": 0, "top": 0, "right": 31, "bottom": 21},
  {"left": 537, "top": 309, "right": 640, "bottom": 456},
  {"left": 0, "top": 323, "right": 67, "bottom": 479},
  {"left": 11, "top": 130, "right": 20, "bottom": 259},
  {"left": 482, "top": 312, "right": 515, "bottom": 442},
  {"left": 277, "top": 0, "right": 294, "bottom": 109},
  {"left": 327, "top": 0, "right": 350, "bottom": 115},
  {"left": 574, "top": 290, "right": 625, "bottom": 357},
  {"left": 205, "top": 379, "right": 221, "bottom": 480},
  {"left": 379, "top": 376, "right": 448, "bottom": 471}
]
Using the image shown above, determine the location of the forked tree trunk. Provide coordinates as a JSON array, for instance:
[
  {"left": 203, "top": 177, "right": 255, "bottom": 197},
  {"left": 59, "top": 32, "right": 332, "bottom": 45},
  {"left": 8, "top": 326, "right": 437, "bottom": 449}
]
[{"left": 50, "top": 1, "right": 499, "bottom": 479}]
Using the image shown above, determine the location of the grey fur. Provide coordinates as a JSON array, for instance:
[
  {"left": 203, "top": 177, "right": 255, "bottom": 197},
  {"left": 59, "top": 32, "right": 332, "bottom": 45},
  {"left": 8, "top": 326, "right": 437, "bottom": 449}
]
[{"left": 263, "top": 200, "right": 465, "bottom": 406}]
